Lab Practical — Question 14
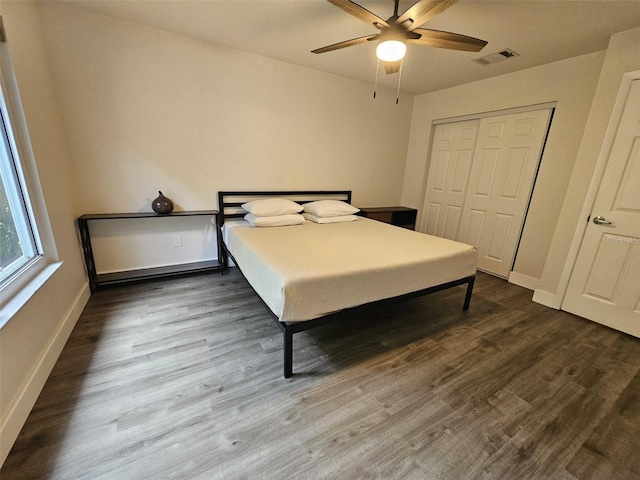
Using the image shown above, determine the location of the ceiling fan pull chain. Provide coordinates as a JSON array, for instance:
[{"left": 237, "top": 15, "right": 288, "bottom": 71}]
[
  {"left": 373, "top": 58, "right": 380, "bottom": 99},
  {"left": 396, "top": 59, "right": 403, "bottom": 104}
]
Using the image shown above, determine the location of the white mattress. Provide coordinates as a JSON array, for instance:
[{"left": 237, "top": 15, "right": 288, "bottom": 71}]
[{"left": 224, "top": 217, "right": 477, "bottom": 322}]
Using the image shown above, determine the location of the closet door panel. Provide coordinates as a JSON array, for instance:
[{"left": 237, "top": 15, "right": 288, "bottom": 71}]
[
  {"left": 458, "top": 109, "right": 552, "bottom": 277},
  {"left": 422, "top": 120, "right": 479, "bottom": 239}
]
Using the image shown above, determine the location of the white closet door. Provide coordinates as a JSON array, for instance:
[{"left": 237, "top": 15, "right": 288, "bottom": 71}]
[
  {"left": 457, "top": 109, "right": 552, "bottom": 277},
  {"left": 422, "top": 120, "right": 479, "bottom": 240}
]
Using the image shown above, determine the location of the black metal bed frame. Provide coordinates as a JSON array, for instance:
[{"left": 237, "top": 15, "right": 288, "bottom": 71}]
[{"left": 217, "top": 190, "right": 475, "bottom": 378}]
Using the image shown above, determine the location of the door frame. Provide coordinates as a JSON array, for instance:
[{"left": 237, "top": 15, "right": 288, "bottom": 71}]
[
  {"left": 432, "top": 101, "right": 557, "bottom": 126},
  {"left": 556, "top": 70, "right": 640, "bottom": 310}
]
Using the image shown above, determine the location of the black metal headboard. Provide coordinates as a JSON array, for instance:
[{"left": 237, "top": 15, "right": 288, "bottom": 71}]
[{"left": 217, "top": 190, "right": 352, "bottom": 227}]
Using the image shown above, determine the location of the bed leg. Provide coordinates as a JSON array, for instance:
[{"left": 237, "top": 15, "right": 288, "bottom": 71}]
[
  {"left": 463, "top": 276, "right": 475, "bottom": 311},
  {"left": 221, "top": 252, "right": 229, "bottom": 275},
  {"left": 283, "top": 328, "right": 293, "bottom": 378}
]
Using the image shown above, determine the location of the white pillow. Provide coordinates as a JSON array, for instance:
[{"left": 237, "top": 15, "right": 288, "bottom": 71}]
[
  {"left": 303, "top": 213, "right": 359, "bottom": 224},
  {"left": 244, "top": 213, "right": 305, "bottom": 227},
  {"left": 242, "top": 198, "right": 303, "bottom": 216},
  {"left": 303, "top": 200, "right": 359, "bottom": 217}
]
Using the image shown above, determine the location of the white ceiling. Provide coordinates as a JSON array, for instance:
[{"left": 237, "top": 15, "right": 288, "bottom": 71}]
[{"left": 61, "top": 0, "right": 640, "bottom": 95}]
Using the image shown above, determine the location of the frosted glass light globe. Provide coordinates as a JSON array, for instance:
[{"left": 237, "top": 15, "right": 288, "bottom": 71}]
[{"left": 376, "top": 40, "right": 406, "bottom": 62}]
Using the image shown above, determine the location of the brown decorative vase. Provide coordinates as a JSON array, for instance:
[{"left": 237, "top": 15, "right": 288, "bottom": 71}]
[{"left": 152, "top": 191, "right": 174, "bottom": 214}]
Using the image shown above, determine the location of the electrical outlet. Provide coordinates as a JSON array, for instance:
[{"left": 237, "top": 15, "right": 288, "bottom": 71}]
[{"left": 173, "top": 235, "right": 182, "bottom": 247}]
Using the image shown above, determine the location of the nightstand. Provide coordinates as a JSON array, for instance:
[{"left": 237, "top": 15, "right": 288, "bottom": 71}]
[{"left": 358, "top": 206, "right": 417, "bottom": 230}]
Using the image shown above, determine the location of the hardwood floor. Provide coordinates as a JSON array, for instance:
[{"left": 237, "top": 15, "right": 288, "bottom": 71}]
[{"left": 3, "top": 270, "right": 640, "bottom": 479}]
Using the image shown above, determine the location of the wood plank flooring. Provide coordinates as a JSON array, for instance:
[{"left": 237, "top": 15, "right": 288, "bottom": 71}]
[{"left": 3, "top": 270, "right": 640, "bottom": 479}]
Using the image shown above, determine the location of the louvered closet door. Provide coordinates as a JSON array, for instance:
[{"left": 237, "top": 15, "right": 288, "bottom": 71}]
[
  {"left": 457, "top": 109, "right": 552, "bottom": 277},
  {"left": 423, "top": 120, "right": 479, "bottom": 240}
]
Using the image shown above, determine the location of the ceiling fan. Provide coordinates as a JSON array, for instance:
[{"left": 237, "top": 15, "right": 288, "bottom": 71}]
[{"left": 312, "top": 0, "right": 488, "bottom": 74}]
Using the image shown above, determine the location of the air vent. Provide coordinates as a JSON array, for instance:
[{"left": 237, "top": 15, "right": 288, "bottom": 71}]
[{"left": 473, "top": 49, "right": 520, "bottom": 66}]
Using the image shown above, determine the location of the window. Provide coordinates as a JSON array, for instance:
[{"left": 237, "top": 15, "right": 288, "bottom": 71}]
[
  {"left": 0, "top": 84, "right": 40, "bottom": 285},
  {"left": 0, "top": 17, "right": 60, "bottom": 326}
]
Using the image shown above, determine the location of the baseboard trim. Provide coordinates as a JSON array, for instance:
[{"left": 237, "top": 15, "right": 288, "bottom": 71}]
[
  {"left": 0, "top": 282, "right": 91, "bottom": 465},
  {"left": 532, "top": 289, "right": 562, "bottom": 309},
  {"left": 508, "top": 272, "right": 539, "bottom": 291}
]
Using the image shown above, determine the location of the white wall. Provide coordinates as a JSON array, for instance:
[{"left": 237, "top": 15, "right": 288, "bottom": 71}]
[
  {"left": 402, "top": 52, "right": 605, "bottom": 286},
  {"left": 535, "top": 26, "right": 640, "bottom": 307},
  {"left": 38, "top": 2, "right": 414, "bottom": 273},
  {"left": 0, "top": 1, "right": 89, "bottom": 464}
]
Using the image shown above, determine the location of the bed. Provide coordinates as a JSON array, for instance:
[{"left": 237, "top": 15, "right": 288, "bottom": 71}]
[{"left": 217, "top": 191, "right": 477, "bottom": 377}]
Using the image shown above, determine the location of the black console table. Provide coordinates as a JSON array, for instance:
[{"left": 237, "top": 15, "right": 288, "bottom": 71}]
[{"left": 78, "top": 210, "right": 220, "bottom": 292}]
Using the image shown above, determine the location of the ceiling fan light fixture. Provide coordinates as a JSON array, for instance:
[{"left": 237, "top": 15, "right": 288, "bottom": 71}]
[{"left": 376, "top": 39, "right": 406, "bottom": 62}]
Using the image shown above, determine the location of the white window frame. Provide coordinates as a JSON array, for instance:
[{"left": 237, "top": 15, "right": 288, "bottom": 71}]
[
  {"left": 1, "top": 82, "right": 40, "bottom": 282},
  {"left": 0, "top": 19, "right": 61, "bottom": 328}
]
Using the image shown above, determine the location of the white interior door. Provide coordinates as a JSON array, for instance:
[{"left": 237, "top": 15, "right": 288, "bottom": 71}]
[
  {"left": 457, "top": 109, "right": 552, "bottom": 277},
  {"left": 422, "top": 120, "right": 479, "bottom": 240},
  {"left": 563, "top": 79, "right": 640, "bottom": 338}
]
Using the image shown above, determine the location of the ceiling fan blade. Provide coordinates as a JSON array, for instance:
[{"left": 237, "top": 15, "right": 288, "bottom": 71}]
[
  {"left": 396, "top": 0, "right": 458, "bottom": 31},
  {"left": 312, "top": 34, "right": 380, "bottom": 54},
  {"left": 409, "top": 28, "right": 487, "bottom": 52},
  {"left": 384, "top": 61, "right": 401, "bottom": 74},
  {"left": 327, "top": 0, "right": 390, "bottom": 29}
]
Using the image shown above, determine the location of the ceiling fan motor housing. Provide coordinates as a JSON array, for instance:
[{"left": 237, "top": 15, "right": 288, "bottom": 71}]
[{"left": 376, "top": 25, "right": 408, "bottom": 62}]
